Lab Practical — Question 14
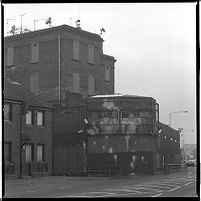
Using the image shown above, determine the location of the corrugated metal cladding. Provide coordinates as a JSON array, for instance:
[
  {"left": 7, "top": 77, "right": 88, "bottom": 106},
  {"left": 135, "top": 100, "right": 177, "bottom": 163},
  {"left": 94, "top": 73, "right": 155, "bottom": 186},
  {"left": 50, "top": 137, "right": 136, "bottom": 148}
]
[
  {"left": 86, "top": 98, "right": 156, "bottom": 111},
  {"left": 53, "top": 145, "right": 85, "bottom": 175},
  {"left": 87, "top": 135, "right": 157, "bottom": 153},
  {"left": 54, "top": 110, "right": 84, "bottom": 135}
]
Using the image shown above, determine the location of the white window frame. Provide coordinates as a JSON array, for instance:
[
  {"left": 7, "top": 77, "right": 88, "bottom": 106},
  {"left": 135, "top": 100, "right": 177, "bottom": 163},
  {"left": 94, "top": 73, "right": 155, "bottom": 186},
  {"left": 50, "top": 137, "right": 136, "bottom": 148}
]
[
  {"left": 4, "top": 103, "right": 12, "bottom": 121},
  {"left": 26, "top": 110, "right": 34, "bottom": 125},
  {"left": 37, "top": 144, "right": 45, "bottom": 162},
  {"left": 36, "top": 111, "right": 45, "bottom": 126},
  {"left": 25, "top": 144, "right": 33, "bottom": 162}
]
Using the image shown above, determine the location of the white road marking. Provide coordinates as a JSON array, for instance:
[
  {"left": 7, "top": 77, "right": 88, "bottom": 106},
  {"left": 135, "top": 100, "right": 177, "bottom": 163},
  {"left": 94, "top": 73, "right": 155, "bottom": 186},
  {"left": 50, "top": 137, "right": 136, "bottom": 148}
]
[
  {"left": 152, "top": 193, "right": 162, "bottom": 197},
  {"left": 106, "top": 188, "right": 137, "bottom": 192},
  {"left": 184, "top": 182, "right": 194, "bottom": 186},
  {"left": 168, "top": 186, "right": 181, "bottom": 192}
]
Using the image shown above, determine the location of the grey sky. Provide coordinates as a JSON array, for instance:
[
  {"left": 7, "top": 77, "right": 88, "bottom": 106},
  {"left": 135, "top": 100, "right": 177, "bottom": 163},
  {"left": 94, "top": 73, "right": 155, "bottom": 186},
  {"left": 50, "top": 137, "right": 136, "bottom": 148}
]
[{"left": 3, "top": 3, "right": 197, "bottom": 144}]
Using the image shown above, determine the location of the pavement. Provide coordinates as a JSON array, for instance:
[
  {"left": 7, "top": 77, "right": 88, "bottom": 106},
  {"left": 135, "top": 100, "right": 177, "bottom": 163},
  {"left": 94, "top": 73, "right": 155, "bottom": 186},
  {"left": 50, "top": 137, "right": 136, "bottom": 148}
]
[{"left": 3, "top": 168, "right": 196, "bottom": 198}]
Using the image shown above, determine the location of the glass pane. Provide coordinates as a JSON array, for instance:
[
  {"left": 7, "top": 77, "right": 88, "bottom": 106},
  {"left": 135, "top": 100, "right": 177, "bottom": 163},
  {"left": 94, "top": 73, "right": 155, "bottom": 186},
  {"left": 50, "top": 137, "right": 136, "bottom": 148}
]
[
  {"left": 37, "top": 145, "right": 43, "bottom": 161},
  {"left": 4, "top": 104, "right": 10, "bottom": 120},
  {"left": 25, "top": 145, "right": 32, "bottom": 161},
  {"left": 26, "top": 111, "right": 32, "bottom": 125},
  {"left": 37, "top": 111, "right": 43, "bottom": 126}
]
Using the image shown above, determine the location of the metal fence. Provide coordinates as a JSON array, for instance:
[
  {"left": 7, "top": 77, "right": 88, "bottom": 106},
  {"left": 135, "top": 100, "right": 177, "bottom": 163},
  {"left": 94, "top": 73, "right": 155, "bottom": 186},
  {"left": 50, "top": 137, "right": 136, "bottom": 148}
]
[
  {"left": 22, "top": 162, "right": 48, "bottom": 176},
  {"left": 68, "top": 164, "right": 121, "bottom": 177},
  {"left": 163, "top": 163, "right": 187, "bottom": 175},
  {"left": 4, "top": 162, "right": 15, "bottom": 175}
]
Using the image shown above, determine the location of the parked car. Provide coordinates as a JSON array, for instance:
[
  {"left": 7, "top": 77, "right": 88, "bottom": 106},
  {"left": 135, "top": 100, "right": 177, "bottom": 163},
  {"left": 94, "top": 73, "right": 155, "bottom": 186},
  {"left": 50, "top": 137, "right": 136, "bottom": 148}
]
[{"left": 186, "top": 160, "right": 196, "bottom": 167}]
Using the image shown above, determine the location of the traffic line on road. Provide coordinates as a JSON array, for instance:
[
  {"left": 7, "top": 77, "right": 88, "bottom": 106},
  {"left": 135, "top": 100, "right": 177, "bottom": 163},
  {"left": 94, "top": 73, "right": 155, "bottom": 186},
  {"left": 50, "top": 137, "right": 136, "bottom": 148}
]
[
  {"left": 168, "top": 186, "right": 181, "bottom": 192},
  {"left": 152, "top": 193, "right": 162, "bottom": 197},
  {"left": 184, "top": 182, "right": 194, "bottom": 186}
]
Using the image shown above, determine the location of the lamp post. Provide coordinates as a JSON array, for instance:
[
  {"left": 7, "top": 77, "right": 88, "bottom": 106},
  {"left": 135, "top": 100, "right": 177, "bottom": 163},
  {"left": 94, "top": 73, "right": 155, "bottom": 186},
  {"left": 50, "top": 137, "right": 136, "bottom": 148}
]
[
  {"left": 169, "top": 111, "right": 188, "bottom": 127},
  {"left": 20, "top": 13, "right": 26, "bottom": 33}
]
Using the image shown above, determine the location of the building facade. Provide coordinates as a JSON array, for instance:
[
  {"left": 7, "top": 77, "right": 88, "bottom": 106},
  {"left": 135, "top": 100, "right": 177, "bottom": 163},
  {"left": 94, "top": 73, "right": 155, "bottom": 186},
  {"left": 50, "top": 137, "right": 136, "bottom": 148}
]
[
  {"left": 53, "top": 94, "right": 161, "bottom": 176},
  {"left": 158, "top": 122, "right": 181, "bottom": 166},
  {"left": 4, "top": 25, "right": 116, "bottom": 103},
  {"left": 4, "top": 79, "right": 54, "bottom": 178}
]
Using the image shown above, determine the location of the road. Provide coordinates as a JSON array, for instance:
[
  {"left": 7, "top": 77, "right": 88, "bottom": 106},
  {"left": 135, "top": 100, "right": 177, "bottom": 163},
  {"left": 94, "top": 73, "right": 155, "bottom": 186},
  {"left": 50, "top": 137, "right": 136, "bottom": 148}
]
[{"left": 3, "top": 167, "right": 198, "bottom": 198}]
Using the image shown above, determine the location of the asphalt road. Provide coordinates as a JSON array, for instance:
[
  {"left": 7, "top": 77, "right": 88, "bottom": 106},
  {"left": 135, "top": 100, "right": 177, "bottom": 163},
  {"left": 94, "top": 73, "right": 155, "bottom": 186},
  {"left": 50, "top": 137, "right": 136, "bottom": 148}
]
[{"left": 3, "top": 167, "right": 198, "bottom": 198}]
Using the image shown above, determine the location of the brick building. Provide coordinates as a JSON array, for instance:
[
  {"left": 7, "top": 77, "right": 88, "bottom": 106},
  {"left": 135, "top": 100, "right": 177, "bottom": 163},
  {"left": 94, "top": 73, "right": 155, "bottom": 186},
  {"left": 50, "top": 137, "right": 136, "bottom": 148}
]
[
  {"left": 4, "top": 79, "right": 54, "bottom": 178},
  {"left": 4, "top": 24, "right": 116, "bottom": 103},
  {"left": 158, "top": 122, "right": 181, "bottom": 166}
]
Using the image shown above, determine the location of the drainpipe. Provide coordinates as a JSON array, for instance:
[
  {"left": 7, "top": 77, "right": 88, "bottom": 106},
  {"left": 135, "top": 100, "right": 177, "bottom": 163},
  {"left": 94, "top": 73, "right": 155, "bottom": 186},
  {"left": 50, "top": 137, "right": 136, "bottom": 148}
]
[
  {"left": 58, "top": 35, "right": 61, "bottom": 101},
  {"left": 18, "top": 104, "right": 23, "bottom": 179}
]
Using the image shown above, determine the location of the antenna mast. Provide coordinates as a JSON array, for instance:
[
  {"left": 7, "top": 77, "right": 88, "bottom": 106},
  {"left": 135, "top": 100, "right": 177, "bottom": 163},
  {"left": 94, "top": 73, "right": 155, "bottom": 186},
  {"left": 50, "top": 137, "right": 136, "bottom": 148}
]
[{"left": 6, "top": 18, "right": 15, "bottom": 36}]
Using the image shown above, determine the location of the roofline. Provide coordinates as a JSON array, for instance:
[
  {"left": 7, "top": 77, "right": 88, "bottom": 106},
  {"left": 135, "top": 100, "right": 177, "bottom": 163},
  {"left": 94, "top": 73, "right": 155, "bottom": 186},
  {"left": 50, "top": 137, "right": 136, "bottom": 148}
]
[
  {"left": 4, "top": 98, "right": 55, "bottom": 110},
  {"left": 88, "top": 94, "right": 156, "bottom": 101},
  {"left": 4, "top": 24, "right": 104, "bottom": 42}
]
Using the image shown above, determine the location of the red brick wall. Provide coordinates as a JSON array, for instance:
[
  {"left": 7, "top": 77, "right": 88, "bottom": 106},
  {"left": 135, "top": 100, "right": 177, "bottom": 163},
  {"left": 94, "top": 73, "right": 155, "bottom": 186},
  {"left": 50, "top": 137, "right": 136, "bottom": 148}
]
[
  {"left": 4, "top": 101, "right": 54, "bottom": 176},
  {"left": 5, "top": 27, "right": 115, "bottom": 102}
]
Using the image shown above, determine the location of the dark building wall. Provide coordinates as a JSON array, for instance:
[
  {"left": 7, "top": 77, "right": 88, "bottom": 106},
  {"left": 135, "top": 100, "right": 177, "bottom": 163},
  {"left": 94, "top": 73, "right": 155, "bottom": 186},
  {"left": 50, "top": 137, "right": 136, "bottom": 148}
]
[
  {"left": 4, "top": 25, "right": 115, "bottom": 102},
  {"left": 4, "top": 101, "right": 54, "bottom": 176},
  {"left": 87, "top": 135, "right": 157, "bottom": 153},
  {"left": 158, "top": 123, "right": 181, "bottom": 164},
  {"left": 4, "top": 102, "right": 21, "bottom": 175}
]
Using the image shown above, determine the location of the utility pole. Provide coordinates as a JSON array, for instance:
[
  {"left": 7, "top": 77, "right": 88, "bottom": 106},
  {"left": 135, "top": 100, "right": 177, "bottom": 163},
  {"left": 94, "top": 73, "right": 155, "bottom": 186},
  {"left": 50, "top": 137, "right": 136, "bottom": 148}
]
[{"left": 20, "top": 13, "right": 26, "bottom": 33}]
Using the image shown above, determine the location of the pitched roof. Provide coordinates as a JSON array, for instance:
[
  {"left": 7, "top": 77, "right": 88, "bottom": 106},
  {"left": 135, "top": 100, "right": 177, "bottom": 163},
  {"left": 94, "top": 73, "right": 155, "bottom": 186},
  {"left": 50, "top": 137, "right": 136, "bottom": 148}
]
[{"left": 4, "top": 79, "right": 54, "bottom": 109}]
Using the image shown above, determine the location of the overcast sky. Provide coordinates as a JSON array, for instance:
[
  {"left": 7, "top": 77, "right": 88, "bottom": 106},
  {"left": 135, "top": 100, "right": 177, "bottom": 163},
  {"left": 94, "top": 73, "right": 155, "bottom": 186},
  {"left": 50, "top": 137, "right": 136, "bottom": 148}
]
[{"left": 3, "top": 3, "right": 197, "bottom": 144}]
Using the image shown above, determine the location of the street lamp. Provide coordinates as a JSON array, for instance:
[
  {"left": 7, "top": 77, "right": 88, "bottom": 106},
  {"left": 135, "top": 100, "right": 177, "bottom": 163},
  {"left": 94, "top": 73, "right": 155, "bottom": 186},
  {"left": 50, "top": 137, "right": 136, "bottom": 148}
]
[
  {"left": 20, "top": 13, "right": 26, "bottom": 33},
  {"left": 178, "top": 128, "right": 194, "bottom": 163},
  {"left": 168, "top": 111, "right": 188, "bottom": 127}
]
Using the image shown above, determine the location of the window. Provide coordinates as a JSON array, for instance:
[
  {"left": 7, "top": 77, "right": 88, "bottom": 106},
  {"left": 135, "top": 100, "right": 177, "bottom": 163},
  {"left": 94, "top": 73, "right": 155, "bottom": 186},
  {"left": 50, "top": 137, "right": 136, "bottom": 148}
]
[
  {"left": 37, "top": 145, "right": 45, "bottom": 161},
  {"left": 4, "top": 103, "right": 12, "bottom": 121},
  {"left": 26, "top": 110, "right": 34, "bottom": 125},
  {"left": 73, "top": 73, "right": 80, "bottom": 93},
  {"left": 105, "top": 64, "right": 110, "bottom": 81},
  {"left": 88, "top": 76, "right": 95, "bottom": 95},
  {"left": 73, "top": 40, "right": 80, "bottom": 60},
  {"left": 25, "top": 144, "right": 33, "bottom": 162},
  {"left": 37, "top": 111, "right": 45, "bottom": 126},
  {"left": 88, "top": 44, "right": 94, "bottom": 64},
  {"left": 30, "top": 72, "right": 39, "bottom": 95},
  {"left": 31, "top": 42, "right": 39, "bottom": 63},
  {"left": 4, "top": 142, "right": 11, "bottom": 162},
  {"left": 6, "top": 47, "right": 14, "bottom": 66}
]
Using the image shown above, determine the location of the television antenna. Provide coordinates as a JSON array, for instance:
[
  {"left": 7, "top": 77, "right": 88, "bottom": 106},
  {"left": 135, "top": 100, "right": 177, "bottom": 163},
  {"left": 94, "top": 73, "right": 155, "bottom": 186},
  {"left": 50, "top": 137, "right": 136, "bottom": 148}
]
[
  {"left": 45, "top": 17, "right": 52, "bottom": 27},
  {"left": 75, "top": 19, "right": 81, "bottom": 29},
  {"left": 6, "top": 18, "right": 15, "bottom": 36},
  {"left": 100, "top": 28, "right": 105, "bottom": 35}
]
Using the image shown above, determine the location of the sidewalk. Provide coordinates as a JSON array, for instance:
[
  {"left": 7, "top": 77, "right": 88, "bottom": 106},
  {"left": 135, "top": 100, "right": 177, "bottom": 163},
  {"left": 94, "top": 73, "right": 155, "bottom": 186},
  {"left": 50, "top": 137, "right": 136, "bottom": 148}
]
[{"left": 4, "top": 168, "right": 188, "bottom": 186}]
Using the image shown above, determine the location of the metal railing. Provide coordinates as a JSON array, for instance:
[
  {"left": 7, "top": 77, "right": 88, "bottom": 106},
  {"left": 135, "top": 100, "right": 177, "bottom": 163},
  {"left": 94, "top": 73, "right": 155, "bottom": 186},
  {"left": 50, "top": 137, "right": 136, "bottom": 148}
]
[
  {"left": 163, "top": 163, "right": 186, "bottom": 175},
  {"left": 69, "top": 164, "right": 121, "bottom": 177},
  {"left": 22, "top": 162, "right": 48, "bottom": 176},
  {"left": 4, "top": 162, "right": 15, "bottom": 175}
]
